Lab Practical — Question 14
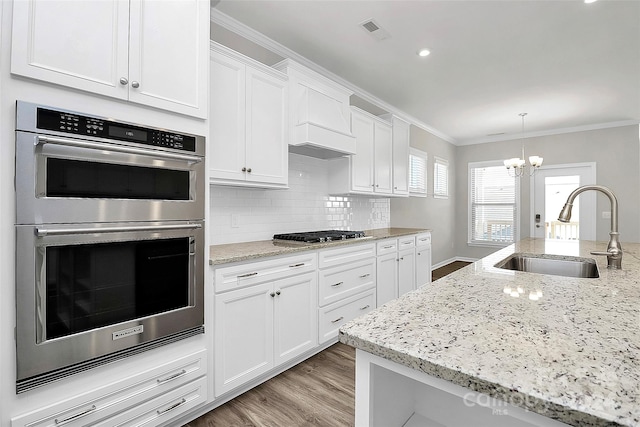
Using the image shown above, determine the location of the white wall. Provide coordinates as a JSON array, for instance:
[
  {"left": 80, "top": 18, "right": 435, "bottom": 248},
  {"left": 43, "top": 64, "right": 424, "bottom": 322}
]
[
  {"left": 390, "top": 125, "right": 457, "bottom": 267},
  {"left": 210, "top": 153, "right": 390, "bottom": 244},
  {"left": 455, "top": 125, "right": 640, "bottom": 260}
]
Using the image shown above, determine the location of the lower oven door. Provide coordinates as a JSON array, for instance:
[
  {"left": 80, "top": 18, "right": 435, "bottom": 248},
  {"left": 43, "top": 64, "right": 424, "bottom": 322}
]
[{"left": 15, "top": 221, "right": 204, "bottom": 392}]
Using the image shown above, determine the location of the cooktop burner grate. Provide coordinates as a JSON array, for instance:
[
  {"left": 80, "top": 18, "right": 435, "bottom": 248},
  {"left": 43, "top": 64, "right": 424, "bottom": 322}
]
[{"left": 273, "top": 230, "right": 366, "bottom": 243}]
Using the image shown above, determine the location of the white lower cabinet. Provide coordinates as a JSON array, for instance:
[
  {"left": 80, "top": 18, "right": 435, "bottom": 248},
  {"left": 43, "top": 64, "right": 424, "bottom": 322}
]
[
  {"left": 377, "top": 235, "right": 419, "bottom": 306},
  {"left": 416, "top": 232, "right": 432, "bottom": 287},
  {"left": 317, "top": 243, "right": 377, "bottom": 344},
  {"left": 213, "top": 254, "right": 317, "bottom": 396},
  {"left": 11, "top": 350, "right": 207, "bottom": 427}
]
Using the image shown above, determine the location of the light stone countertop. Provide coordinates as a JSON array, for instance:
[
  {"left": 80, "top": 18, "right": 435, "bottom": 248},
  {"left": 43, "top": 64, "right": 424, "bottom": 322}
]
[
  {"left": 339, "top": 238, "right": 640, "bottom": 427},
  {"left": 209, "top": 227, "right": 430, "bottom": 265}
]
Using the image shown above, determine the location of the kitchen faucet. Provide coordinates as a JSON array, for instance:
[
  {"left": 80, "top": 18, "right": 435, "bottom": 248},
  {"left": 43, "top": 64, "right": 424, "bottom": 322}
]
[{"left": 557, "top": 185, "right": 622, "bottom": 269}]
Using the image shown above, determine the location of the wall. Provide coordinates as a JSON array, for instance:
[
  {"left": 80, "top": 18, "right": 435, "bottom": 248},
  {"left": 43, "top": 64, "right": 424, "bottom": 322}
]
[
  {"left": 210, "top": 153, "right": 390, "bottom": 244},
  {"left": 455, "top": 125, "right": 640, "bottom": 260},
  {"left": 390, "top": 126, "right": 457, "bottom": 267}
]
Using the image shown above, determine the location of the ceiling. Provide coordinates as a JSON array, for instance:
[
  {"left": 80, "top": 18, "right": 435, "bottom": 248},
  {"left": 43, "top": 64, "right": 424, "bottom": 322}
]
[{"left": 212, "top": 0, "right": 640, "bottom": 145}]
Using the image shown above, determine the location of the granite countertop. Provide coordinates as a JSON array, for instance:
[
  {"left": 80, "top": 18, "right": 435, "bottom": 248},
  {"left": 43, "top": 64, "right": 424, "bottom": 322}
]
[
  {"left": 339, "top": 238, "right": 640, "bottom": 427},
  {"left": 209, "top": 227, "right": 430, "bottom": 265}
]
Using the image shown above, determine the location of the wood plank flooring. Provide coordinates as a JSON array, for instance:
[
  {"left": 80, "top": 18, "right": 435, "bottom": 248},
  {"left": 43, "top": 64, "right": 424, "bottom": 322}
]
[
  {"left": 183, "top": 343, "right": 355, "bottom": 427},
  {"left": 185, "top": 261, "right": 471, "bottom": 427}
]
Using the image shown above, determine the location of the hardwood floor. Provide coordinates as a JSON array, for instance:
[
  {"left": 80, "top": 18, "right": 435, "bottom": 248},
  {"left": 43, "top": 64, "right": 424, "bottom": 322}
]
[
  {"left": 185, "top": 261, "right": 471, "bottom": 427},
  {"left": 184, "top": 343, "right": 355, "bottom": 427}
]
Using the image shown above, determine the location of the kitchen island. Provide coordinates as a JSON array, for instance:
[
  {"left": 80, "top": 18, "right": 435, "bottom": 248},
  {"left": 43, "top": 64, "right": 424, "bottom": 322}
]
[{"left": 339, "top": 238, "right": 640, "bottom": 427}]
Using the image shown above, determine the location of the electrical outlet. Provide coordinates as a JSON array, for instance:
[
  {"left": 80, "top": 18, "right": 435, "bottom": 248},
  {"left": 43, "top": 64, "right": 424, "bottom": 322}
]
[
  {"left": 231, "top": 214, "right": 239, "bottom": 228},
  {"left": 602, "top": 211, "right": 611, "bottom": 219}
]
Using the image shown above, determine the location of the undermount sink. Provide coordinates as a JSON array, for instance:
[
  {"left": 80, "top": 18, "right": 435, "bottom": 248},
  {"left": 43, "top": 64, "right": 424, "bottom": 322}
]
[{"left": 495, "top": 253, "right": 600, "bottom": 279}]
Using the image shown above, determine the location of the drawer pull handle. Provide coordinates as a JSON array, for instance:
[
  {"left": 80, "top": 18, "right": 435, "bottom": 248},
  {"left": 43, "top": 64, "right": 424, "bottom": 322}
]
[
  {"left": 360, "top": 305, "right": 371, "bottom": 310},
  {"left": 157, "top": 398, "right": 187, "bottom": 416},
  {"left": 157, "top": 369, "right": 187, "bottom": 384},
  {"left": 359, "top": 273, "right": 370, "bottom": 278},
  {"left": 289, "top": 263, "right": 305, "bottom": 268},
  {"left": 54, "top": 405, "right": 97, "bottom": 425},
  {"left": 383, "top": 245, "right": 394, "bottom": 249},
  {"left": 237, "top": 272, "right": 258, "bottom": 278},
  {"left": 331, "top": 316, "right": 344, "bottom": 323},
  {"left": 332, "top": 282, "right": 344, "bottom": 287},
  {"left": 402, "top": 241, "right": 412, "bottom": 245}
]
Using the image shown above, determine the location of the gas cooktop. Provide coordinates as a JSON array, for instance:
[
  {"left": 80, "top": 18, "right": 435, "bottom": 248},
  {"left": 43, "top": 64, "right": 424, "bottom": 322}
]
[{"left": 273, "top": 230, "right": 366, "bottom": 243}]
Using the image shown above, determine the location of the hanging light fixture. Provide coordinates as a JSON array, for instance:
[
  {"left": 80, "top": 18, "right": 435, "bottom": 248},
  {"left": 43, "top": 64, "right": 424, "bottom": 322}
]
[{"left": 503, "top": 113, "right": 543, "bottom": 177}]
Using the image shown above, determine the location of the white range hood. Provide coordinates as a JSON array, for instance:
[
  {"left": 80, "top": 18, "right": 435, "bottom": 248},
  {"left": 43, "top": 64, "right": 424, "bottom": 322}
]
[{"left": 274, "top": 59, "right": 356, "bottom": 159}]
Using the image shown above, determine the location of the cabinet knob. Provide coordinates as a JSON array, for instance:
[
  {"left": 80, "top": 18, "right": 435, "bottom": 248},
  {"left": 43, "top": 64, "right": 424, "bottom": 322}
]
[
  {"left": 247, "top": 168, "right": 252, "bottom": 173},
  {"left": 375, "top": 184, "right": 379, "bottom": 187},
  {"left": 276, "top": 290, "right": 281, "bottom": 296},
  {"left": 270, "top": 292, "right": 275, "bottom": 298},
  {"left": 119, "top": 77, "right": 128, "bottom": 85},
  {"left": 242, "top": 167, "right": 247, "bottom": 172},
  {"left": 131, "top": 81, "right": 140, "bottom": 88}
]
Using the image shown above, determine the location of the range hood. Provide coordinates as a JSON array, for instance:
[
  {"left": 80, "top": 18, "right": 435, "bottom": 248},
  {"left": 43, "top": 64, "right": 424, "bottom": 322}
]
[{"left": 274, "top": 59, "right": 356, "bottom": 159}]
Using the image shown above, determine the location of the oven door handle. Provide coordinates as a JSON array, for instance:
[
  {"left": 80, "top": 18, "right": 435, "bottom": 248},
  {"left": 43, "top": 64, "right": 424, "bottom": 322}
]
[
  {"left": 36, "top": 223, "right": 202, "bottom": 237},
  {"left": 36, "top": 135, "right": 202, "bottom": 163}
]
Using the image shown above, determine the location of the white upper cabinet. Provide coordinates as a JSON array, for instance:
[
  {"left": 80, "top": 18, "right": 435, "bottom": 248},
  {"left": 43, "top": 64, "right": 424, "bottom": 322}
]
[
  {"left": 329, "top": 107, "right": 392, "bottom": 195},
  {"left": 209, "top": 43, "right": 288, "bottom": 188},
  {"left": 380, "top": 114, "right": 411, "bottom": 197},
  {"left": 11, "top": 0, "right": 209, "bottom": 118}
]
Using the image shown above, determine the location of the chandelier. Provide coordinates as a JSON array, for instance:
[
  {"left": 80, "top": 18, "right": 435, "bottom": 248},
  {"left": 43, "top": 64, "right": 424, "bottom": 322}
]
[{"left": 503, "top": 113, "right": 543, "bottom": 177}]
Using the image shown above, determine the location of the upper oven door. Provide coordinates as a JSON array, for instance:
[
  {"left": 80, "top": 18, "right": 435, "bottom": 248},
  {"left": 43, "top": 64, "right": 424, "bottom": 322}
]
[{"left": 15, "top": 131, "right": 205, "bottom": 224}]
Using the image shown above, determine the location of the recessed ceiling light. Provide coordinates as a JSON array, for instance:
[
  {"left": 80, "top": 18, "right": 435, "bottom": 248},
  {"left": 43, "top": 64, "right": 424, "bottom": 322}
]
[
  {"left": 417, "top": 48, "right": 431, "bottom": 57},
  {"left": 584, "top": 0, "right": 598, "bottom": 3}
]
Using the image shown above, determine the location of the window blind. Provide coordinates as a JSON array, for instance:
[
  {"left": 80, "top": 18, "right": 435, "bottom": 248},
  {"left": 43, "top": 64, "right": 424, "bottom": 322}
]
[
  {"left": 469, "top": 162, "right": 518, "bottom": 245},
  {"left": 409, "top": 148, "right": 427, "bottom": 195},
  {"left": 434, "top": 157, "right": 448, "bottom": 198}
]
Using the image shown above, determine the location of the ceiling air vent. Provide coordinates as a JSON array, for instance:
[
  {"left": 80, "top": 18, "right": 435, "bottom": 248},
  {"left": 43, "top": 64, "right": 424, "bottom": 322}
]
[{"left": 360, "top": 18, "right": 391, "bottom": 41}]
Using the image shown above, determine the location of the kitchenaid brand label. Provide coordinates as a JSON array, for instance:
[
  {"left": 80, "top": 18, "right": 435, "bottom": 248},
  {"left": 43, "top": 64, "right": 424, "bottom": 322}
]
[{"left": 112, "top": 325, "right": 144, "bottom": 340}]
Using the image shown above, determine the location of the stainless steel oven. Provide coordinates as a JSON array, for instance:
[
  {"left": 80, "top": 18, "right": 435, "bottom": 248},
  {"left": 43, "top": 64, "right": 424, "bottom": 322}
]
[
  {"left": 14, "top": 102, "right": 206, "bottom": 393},
  {"left": 15, "top": 101, "right": 204, "bottom": 224}
]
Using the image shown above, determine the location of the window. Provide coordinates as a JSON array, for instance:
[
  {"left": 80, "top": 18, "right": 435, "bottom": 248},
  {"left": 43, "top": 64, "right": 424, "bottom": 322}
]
[
  {"left": 468, "top": 161, "right": 519, "bottom": 246},
  {"left": 409, "top": 148, "right": 427, "bottom": 196},
  {"left": 433, "top": 157, "right": 448, "bottom": 198}
]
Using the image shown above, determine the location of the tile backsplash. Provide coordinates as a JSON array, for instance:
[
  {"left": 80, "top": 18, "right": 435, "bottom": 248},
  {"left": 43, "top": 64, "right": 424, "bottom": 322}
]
[{"left": 209, "top": 153, "right": 390, "bottom": 244}]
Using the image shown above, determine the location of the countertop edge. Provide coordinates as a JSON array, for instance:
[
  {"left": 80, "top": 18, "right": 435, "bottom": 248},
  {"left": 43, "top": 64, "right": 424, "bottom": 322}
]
[{"left": 209, "top": 227, "right": 431, "bottom": 266}]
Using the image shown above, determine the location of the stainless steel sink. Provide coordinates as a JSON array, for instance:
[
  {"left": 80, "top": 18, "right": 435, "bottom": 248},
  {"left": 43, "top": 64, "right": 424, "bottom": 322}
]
[{"left": 495, "top": 253, "right": 600, "bottom": 278}]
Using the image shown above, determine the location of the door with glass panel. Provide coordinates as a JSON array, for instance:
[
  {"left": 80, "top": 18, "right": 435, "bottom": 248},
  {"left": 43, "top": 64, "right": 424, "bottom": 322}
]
[{"left": 531, "top": 163, "right": 596, "bottom": 240}]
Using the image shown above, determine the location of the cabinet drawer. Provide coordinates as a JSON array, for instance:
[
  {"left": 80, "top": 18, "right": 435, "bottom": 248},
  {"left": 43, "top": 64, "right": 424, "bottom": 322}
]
[
  {"left": 376, "top": 238, "right": 398, "bottom": 255},
  {"left": 214, "top": 252, "right": 317, "bottom": 293},
  {"left": 318, "top": 258, "right": 375, "bottom": 307},
  {"left": 318, "top": 242, "right": 375, "bottom": 269},
  {"left": 12, "top": 350, "right": 207, "bottom": 427},
  {"left": 398, "top": 236, "right": 415, "bottom": 250},
  {"left": 93, "top": 377, "right": 207, "bottom": 427},
  {"left": 319, "top": 290, "right": 376, "bottom": 344},
  {"left": 416, "top": 232, "right": 431, "bottom": 247}
]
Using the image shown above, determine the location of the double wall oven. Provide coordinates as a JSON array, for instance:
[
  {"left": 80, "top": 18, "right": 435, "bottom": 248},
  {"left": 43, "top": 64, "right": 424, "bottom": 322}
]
[{"left": 15, "top": 101, "right": 205, "bottom": 393}]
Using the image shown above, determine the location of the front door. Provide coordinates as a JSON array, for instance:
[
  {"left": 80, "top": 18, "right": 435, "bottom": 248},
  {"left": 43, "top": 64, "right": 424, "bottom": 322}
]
[{"left": 531, "top": 163, "right": 596, "bottom": 240}]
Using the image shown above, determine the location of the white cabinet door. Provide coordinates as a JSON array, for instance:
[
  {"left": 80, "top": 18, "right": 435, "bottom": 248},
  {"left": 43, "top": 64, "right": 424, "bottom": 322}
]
[
  {"left": 210, "top": 44, "right": 288, "bottom": 189},
  {"left": 374, "top": 120, "right": 393, "bottom": 194},
  {"left": 11, "top": 0, "right": 130, "bottom": 99},
  {"left": 128, "top": 0, "right": 208, "bottom": 118},
  {"left": 214, "top": 282, "right": 274, "bottom": 395},
  {"left": 245, "top": 67, "right": 288, "bottom": 186},
  {"left": 392, "top": 117, "right": 410, "bottom": 196},
  {"left": 398, "top": 248, "right": 416, "bottom": 297},
  {"left": 376, "top": 252, "right": 398, "bottom": 306},
  {"left": 210, "top": 51, "right": 247, "bottom": 182},
  {"left": 416, "top": 246, "right": 432, "bottom": 287},
  {"left": 273, "top": 272, "right": 317, "bottom": 366},
  {"left": 350, "top": 109, "right": 375, "bottom": 193},
  {"left": 11, "top": 0, "right": 207, "bottom": 118}
]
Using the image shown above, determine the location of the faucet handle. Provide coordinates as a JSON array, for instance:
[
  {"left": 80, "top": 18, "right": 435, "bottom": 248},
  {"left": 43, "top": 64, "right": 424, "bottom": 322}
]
[{"left": 591, "top": 251, "right": 614, "bottom": 256}]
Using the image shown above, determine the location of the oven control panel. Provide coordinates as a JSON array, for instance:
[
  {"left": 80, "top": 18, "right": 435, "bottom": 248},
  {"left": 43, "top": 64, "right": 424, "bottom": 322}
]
[{"left": 35, "top": 107, "right": 197, "bottom": 152}]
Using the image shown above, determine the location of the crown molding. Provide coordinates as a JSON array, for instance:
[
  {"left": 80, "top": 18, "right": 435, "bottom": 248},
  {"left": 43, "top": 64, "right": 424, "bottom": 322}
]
[
  {"left": 210, "top": 8, "right": 457, "bottom": 144},
  {"left": 456, "top": 120, "right": 640, "bottom": 146}
]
